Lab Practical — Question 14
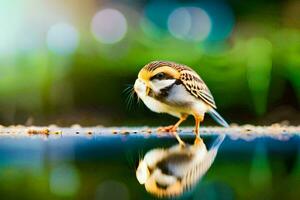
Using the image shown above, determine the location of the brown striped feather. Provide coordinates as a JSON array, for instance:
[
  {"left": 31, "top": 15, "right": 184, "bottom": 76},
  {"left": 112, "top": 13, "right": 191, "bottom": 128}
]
[
  {"left": 144, "top": 60, "right": 193, "bottom": 72},
  {"left": 180, "top": 70, "right": 216, "bottom": 109}
]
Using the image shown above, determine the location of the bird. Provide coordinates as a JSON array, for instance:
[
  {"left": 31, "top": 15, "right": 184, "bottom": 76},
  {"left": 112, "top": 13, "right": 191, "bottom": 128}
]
[
  {"left": 136, "top": 134, "right": 226, "bottom": 198},
  {"left": 134, "top": 61, "right": 228, "bottom": 145}
]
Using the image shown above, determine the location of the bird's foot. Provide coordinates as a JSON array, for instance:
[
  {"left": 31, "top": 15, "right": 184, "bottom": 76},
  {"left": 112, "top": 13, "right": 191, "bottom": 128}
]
[
  {"left": 157, "top": 126, "right": 185, "bottom": 146},
  {"left": 157, "top": 125, "right": 177, "bottom": 133},
  {"left": 194, "top": 136, "right": 203, "bottom": 146}
]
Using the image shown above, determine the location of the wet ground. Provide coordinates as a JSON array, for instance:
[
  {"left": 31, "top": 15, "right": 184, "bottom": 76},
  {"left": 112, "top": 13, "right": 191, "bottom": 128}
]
[{"left": 0, "top": 125, "right": 299, "bottom": 200}]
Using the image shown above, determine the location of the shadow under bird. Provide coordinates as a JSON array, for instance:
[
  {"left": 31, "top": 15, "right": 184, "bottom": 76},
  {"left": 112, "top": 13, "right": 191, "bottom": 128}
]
[
  {"left": 136, "top": 134, "right": 226, "bottom": 198},
  {"left": 134, "top": 61, "right": 229, "bottom": 145}
]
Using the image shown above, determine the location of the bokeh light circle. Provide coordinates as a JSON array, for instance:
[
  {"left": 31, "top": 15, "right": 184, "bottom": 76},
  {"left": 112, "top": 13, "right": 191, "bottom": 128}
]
[
  {"left": 47, "top": 23, "right": 79, "bottom": 55},
  {"left": 168, "top": 8, "right": 191, "bottom": 40},
  {"left": 168, "top": 7, "right": 211, "bottom": 42},
  {"left": 91, "top": 9, "right": 127, "bottom": 44},
  {"left": 200, "top": 1, "right": 235, "bottom": 41}
]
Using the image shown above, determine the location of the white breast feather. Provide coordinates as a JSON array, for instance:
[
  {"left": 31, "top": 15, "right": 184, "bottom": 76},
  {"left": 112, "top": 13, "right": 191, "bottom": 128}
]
[
  {"left": 167, "top": 84, "right": 209, "bottom": 115},
  {"left": 134, "top": 79, "right": 174, "bottom": 115},
  {"left": 134, "top": 79, "right": 209, "bottom": 117}
]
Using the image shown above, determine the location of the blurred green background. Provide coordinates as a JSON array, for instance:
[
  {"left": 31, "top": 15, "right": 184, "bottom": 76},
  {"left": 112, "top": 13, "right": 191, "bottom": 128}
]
[
  {"left": 0, "top": 0, "right": 299, "bottom": 126},
  {"left": 1, "top": 1, "right": 300, "bottom": 199}
]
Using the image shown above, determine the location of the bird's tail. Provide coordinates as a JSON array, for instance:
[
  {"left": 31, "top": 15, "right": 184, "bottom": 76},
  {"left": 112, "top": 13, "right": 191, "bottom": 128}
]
[{"left": 208, "top": 108, "right": 229, "bottom": 127}]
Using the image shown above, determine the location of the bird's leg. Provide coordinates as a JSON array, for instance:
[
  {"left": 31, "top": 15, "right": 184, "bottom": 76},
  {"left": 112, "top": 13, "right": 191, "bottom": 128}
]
[
  {"left": 193, "top": 114, "right": 204, "bottom": 145},
  {"left": 173, "top": 132, "right": 186, "bottom": 147},
  {"left": 157, "top": 114, "right": 188, "bottom": 133},
  {"left": 157, "top": 114, "right": 188, "bottom": 146}
]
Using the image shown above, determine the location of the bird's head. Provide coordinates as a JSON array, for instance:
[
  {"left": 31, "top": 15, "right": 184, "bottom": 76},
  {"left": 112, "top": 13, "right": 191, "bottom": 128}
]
[{"left": 134, "top": 61, "right": 181, "bottom": 98}]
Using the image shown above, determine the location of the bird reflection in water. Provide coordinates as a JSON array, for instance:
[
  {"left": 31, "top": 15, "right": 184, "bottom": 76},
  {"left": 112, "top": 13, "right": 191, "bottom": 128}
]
[{"left": 136, "top": 134, "right": 225, "bottom": 198}]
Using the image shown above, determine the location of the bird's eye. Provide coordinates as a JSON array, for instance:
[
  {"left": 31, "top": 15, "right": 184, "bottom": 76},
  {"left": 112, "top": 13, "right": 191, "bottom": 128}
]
[{"left": 153, "top": 72, "right": 165, "bottom": 80}]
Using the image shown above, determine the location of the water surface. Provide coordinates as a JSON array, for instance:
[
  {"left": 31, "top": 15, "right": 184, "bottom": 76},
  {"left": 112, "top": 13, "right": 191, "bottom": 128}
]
[{"left": 0, "top": 127, "right": 299, "bottom": 200}]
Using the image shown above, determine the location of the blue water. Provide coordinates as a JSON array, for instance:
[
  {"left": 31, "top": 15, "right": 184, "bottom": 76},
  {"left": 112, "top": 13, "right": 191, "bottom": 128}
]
[{"left": 0, "top": 133, "right": 299, "bottom": 200}]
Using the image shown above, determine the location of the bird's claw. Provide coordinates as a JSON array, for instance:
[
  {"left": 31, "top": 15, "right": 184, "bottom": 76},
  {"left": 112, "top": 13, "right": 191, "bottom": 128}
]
[{"left": 157, "top": 125, "right": 177, "bottom": 133}]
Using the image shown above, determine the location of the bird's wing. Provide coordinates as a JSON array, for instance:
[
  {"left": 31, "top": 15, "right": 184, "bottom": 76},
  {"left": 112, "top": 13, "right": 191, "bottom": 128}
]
[{"left": 180, "top": 70, "right": 216, "bottom": 109}]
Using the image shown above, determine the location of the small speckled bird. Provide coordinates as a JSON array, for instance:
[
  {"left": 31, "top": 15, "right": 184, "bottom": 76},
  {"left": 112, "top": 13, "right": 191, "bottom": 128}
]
[
  {"left": 134, "top": 61, "right": 228, "bottom": 145},
  {"left": 136, "top": 134, "right": 226, "bottom": 198}
]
